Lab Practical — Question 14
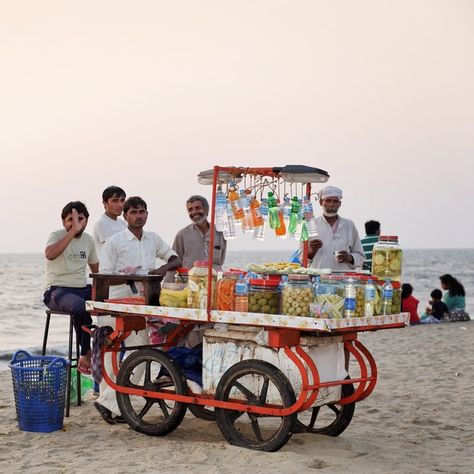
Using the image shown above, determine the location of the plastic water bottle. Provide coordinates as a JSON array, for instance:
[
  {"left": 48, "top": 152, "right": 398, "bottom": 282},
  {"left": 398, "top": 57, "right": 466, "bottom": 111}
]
[
  {"left": 344, "top": 278, "right": 356, "bottom": 318},
  {"left": 228, "top": 182, "right": 244, "bottom": 223},
  {"left": 224, "top": 203, "right": 236, "bottom": 239},
  {"left": 303, "top": 196, "right": 318, "bottom": 239},
  {"left": 215, "top": 187, "right": 229, "bottom": 233},
  {"left": 364, "top": 279, "right": 376, "bottom": 317},
  {"left": 279, "top": 196, "right": 292, "bottom": 239},
  {"left": 234, "top": 276, "right": 249, "bottom": 312},
  {"left": 313, "top": 275, "right": 321, "bottom": 296},
  {"left": 267, "top": 192, "right": 280, "bottom": 230},
  {"left": 239, "top": 190, "right": 254, "bottom": 233},
  {"left": 254, "top": 198, "right": 268, "bottom": 241},
  {"left": 382, "top": 279, "right": 393, "bottom": 315}
]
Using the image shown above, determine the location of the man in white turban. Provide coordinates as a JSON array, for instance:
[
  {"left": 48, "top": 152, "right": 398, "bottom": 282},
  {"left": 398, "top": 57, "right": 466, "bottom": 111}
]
[{"left": 308, "top": 186, "right": 365, "bottom": 271}]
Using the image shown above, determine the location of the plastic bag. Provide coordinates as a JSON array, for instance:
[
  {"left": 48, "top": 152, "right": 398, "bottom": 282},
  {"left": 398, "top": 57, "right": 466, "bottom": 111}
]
[{"left": 70, "top": 368, "right": 94, "bottom": 403}]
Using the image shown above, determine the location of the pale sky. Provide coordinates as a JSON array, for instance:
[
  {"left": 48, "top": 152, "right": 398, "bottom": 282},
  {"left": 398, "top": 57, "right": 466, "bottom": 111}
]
[{"left": 1, "top": 1, "right": 473, "bottom": 253}]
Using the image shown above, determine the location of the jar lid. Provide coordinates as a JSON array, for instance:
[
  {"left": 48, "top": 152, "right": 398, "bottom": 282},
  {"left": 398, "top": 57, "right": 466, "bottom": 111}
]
[
  {"left": 288, "top": 274, "right": 310, "bottom": 282},
  {"left": 249, "top": 279, "right": 280, "bottom": 287},
  {"left": 379, "top": 235, "right": 398, "bottom": 241},
  {"left": 193, "top": 260, "right": 209, "bottom": 267},
  {"left": 222, "top": 271, "right": 241, "bottom": 278},
  {"left": 176, "top": 268, "right": 189, "bottom": 274},
  {"left": 392, "top": 281, "right": 401, "bottom": 289}
]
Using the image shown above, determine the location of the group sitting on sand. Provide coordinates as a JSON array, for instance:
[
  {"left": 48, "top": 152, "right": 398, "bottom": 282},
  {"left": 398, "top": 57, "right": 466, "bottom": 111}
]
[{"left": 402, "top": 274, "right": 470, "bottom": 325}]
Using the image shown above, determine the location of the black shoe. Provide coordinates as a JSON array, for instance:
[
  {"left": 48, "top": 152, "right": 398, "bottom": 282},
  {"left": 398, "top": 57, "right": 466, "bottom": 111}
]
[{"left": 94, "top": 402, "right": 125, "bottom": 425}]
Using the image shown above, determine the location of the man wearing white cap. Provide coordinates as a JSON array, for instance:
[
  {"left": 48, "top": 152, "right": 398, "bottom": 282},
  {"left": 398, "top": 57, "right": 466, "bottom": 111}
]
[{"left": 308, "top": 186, "right": 365, "bottom": 271}]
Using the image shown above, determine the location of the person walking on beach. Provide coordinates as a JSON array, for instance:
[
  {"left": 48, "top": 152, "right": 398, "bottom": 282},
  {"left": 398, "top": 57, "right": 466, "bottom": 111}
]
[
  {"left": 361, "top": 220, "right": 380, "bottom": 271},
  {"left": 308, "top": 186, "right": 365, "bottom": 271},
  {"left": 43, "top": 201, "right": 99, "bottom": 374},
  {"left": 164, "top": 194, "right": 227, "bottom": 282},
  {"left": 94, "top": 196, "right": 181, "bottom": 424},
  {"left": 93, "top": 185, "right": 127, "bottom": 256},
  {"left": 439, "top": 274, "right": 470, "bottom": 322}
]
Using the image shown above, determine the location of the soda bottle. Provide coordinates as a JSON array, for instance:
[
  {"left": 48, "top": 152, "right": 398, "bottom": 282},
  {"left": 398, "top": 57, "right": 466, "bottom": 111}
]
[
  {"left": 254, "top": 198, "right": 268, "bottom": 241},
  {"left": 291, "top": 198, "right": 303, "bottom": 241},
  {"left": 267, "top": 192, "right": 280, "bottom": 230},
  {"left": 344, "top": 278, "right": 356, "bottom": 318},
  {"left": 279, "top": 196, "right": 292, "bottom": 239},
  {"left": 382, "top": 279, "right": 393, "bottom": 315},
  {"left": 228, "top": 182, "right": 244, "bottom": 223},
  {"left": 234, "top": 276, "right": 249, "bottom": 312},
  {"left": 364, "top": 279, "right": 376, "bottom": 317},
  {"left": 250, "top": 196, "right": 264, "bottom": 227},
  {"left": 303, "top": 196, "right": 319, "bottom": 239},
  {"left": 288, "top": 196, "right": 300, "bottom": 235},
  {"left": 300, "top": 219, "right": 308, "bottom": 241},
  {"left": 275, "top": 200, "right": 287, "bottom": 238}
]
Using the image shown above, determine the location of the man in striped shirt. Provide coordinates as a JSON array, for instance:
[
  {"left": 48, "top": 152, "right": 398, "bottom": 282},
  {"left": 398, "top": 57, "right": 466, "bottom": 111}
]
[{"left": 361, "top": 220, "right": 380, "bottom": 271}]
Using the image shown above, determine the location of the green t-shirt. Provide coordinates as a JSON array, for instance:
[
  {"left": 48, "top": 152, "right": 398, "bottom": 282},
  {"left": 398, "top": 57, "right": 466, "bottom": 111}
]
[
  {"left": 443, "top": 293, "right": 465, "bottom": 311},
  {"left": 361, "top": 235, "right": 379, "bottom": 271},
  {"left": 45, "top": 229, "right": 98, "bottom": 290}
]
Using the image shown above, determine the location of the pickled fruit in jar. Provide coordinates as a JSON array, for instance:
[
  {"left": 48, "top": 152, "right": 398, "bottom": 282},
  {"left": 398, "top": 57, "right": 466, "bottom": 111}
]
[
  {"left": 248, "top": 279, "right": 280, "bottom": 314},
  {"left": 371, "top": 236, "right": 403, "bottom": 282},
  {"left": 281, "top": 283, "right": 313, "bottom": 317}
]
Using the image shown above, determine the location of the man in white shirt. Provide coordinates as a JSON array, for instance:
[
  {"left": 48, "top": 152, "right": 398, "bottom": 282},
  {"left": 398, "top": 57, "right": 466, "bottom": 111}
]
[
  {"left": 94, "top": 196, "right": 182, "bottom": 424},
  {"left": 308, "top": 186, "right": 365, "bottom": 271},
  {"left": 93, "top": 186, "right": 127, "bottom": 256}
]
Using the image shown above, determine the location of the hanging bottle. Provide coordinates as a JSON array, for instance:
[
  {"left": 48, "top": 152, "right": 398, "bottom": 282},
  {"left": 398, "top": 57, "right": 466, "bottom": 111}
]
[
  {"left": 292, "top": 198, "right": 303, "bottom": 241},
  {"left": 228, "top": 182, "right": 244, "bottom": 224},
  {"left": 267, "top": 192, "right": 280, "bottom": 230},
  {"left": 215, "top": 186, "right": 229, "bottom": 233},
  {"left": 279, "top": 196, "right": 292, "bottom": 239},
  {"left": 288, "top": 196, "right": 300, "bottom": 235},
  {"left": 254, "top": 198, "right": 268, "bottom": 241},
  {"left": 224, "top": 202, "right": 236, "bottom": 239},
  {"left": 300, "top": 219, "right": 308, "bottom": 241},
  {"left": 275, "top": 199, "right": 287, "bottom": 238},
  {"left": 303, "top": 196, "right": 319, "bottom": 239},
  {"left": 250, "top": 196, "right": 263, "bottom": 228},
  {"left": 239, "top": 190, "right": 253, "bottom": 233}
]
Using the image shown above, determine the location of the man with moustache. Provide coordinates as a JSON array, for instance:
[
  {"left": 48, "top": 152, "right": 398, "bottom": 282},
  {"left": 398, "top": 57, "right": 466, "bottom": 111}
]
[
  {"left": 165, "top": 195, "right": 227, "bottom": 282},
  {"left": 94, "top": 196, "right": 181, "bottom": 424},
  {"left": 43, "top": 201, "right": 99, "bottom": 374},
  {"left": 308, "top": 186, "right": 365, "bottom": 271}
]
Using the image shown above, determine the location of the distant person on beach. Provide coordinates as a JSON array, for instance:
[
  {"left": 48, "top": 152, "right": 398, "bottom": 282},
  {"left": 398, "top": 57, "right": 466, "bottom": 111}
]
[
  {"left": 93, "top": 185, "right": 127, "bottom": 256},
  {"left": 94, "top": 196, "right": 181, "bottom": 424},
  {"left": 43, "top": 201, "right": 99, "bottom": 374},
  {"left": 439, "top": 274, "right": 470, "bottom": 322},
  {"left": 308, "top": 186, "right": 365, "bottom": 271},
  {"left": 401, "top": 283, "right": 420, "bottom": 325},
  {"left": 361, "top": 220, "right": 380, "bottom": 271},
  {"left": 164, "top": 194, "right": 227, "bottom": 282},
  {"left": 421, "top": 289, "right": 448, "bottom": 323}
]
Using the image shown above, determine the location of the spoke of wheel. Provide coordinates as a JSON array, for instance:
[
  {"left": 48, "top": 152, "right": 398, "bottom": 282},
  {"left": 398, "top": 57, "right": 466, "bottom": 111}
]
[
  {"left": 328, "top": 404, "right": 341, "bottom": 416},
  {"left": 157, "top": 398, "right": 170, "bottom": 418},
  {"left": 308, "top": 407, "right": 320, "bottom": 430},
  {"left": 234, "top": 381, "right": 258, "bottom": 403},
  {"left": 138, "top": 399, "right": 155, "bottom": 418},
  {"left": 249, "top": 414, "right": 264, "bottom": 442},
  {"left": 144, "top": 360, "right": 152, "bottom": 385},
  {"left": 258, "top": 376, "right": 270, "bottom": 404}
]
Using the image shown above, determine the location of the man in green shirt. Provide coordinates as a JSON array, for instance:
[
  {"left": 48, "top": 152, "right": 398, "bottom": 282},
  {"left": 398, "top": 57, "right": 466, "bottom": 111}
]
[{"left": 361, "top": 220, "right": 380, "bottom": 271}]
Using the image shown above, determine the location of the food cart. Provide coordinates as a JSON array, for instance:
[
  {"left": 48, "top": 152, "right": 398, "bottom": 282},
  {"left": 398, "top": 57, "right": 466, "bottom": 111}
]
[{"left": 86, "top": 165, "right": 409, "bottom": 452}]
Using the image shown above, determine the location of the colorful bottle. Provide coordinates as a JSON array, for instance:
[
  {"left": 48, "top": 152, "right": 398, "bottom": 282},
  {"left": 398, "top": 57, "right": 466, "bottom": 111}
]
[
  {"left": 250, "top": 196, "right": 264, "bottom": 227},
  {"left": 234, "top": 276, "right": 249, "bottom": 312},
  {"left": 254, "top": 198, "right": 268, "bottom": 241},
  {"left": 303, "top": 196, "right": 318, "bottom": 239},
  {"left": 279, "top": 196, "right": 292, "bottom": 239},
  {"left": 291, "top": 198, "right": 303, "bottom": 241},
  {"left": 275, "top": 200, "right": 287, "bottom": 238},
  {"left": 228, "top": 182, "right": 244, "bottom": 223},
  {"left": 267, "top": 192, "right": 280, "bottom": 230},
  {"left": 288, "top": 196, "right": 300, "bottom": 235},
  {"left": 300, "top": 219, "right": 308, "bottom": 241}
]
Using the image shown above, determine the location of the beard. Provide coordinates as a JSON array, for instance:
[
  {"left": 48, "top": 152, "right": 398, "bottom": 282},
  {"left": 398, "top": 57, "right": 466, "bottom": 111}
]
[
  {"left": 323, "top": 209, "right": 338, "bottom": 218},
  {"left": 191, "top": 214, "right": 207, "bottom": 225}
]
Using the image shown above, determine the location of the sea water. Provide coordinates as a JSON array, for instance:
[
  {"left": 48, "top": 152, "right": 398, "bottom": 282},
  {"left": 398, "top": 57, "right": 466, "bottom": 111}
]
[{"left": 0, "top": 249, "right": 473, "bottom": 365}]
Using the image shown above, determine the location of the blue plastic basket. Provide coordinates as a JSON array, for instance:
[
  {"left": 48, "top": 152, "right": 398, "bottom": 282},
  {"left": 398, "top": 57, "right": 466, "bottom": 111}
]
[{"left": 9, "top": 350, "right": 68, "bottom": 433}]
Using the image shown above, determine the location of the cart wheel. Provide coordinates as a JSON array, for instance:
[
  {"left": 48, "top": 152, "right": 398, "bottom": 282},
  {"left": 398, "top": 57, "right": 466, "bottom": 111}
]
[
  {"left": 215, "top": 360, "right": 296, "bottom": 452},
  {"left": 116, "top": 348, "right": 188, "bottom": 436},
  {"left": 188, "top": 404, "right": 216, "bottom": 421},
  {"left": 294, "top": 378, "right": 355, "bottom": 436}
]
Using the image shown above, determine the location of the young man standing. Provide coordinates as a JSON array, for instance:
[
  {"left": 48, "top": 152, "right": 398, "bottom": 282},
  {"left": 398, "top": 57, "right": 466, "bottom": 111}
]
[
  {"left": 94, "top": 196, "right": 181, "bottom": 424},
  {"left": 361, "top": 220, "right": 381, "bottom": 271},
  {"left": 93, "top": 186, "right": 127, "bottom": 256},
  {"left": 43, "top": 201, "right": 99, "bottom": 374}
]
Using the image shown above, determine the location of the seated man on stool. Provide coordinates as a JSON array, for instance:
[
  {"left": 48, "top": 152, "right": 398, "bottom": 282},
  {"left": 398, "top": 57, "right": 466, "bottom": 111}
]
[
  {"left": 94, "top": 196, "right": 181, "bottom": 424},
  {"left": 43, "top": 201, "right": 99, "bottom": 374}
]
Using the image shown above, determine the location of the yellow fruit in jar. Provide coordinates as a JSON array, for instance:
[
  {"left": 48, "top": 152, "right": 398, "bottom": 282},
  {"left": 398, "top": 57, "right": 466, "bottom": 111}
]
[
  {"left": 373, "top": 253, "right": 385, "bottom": 265},
  {"left": 389, "top": 258, "right": 401, "bottom": 271}
]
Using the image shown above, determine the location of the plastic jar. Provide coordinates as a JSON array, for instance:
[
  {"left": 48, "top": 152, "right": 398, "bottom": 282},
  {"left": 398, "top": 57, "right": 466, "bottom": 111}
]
[
  {"left": 216, "top": 272, "right": 241, "bottom": 311},
  {"left": 391, "top": 281, "right": 402, "bottom": 314},
  {"left": 371, "top": 236, "right": 403, "bottom": 282},
  {"left": 313, "top": 276, "right": 345, "bottom": 319},
  {"left": 248, "top": 279, "right": 280, "bottom": 314},
  {"left": 187, "top": 261, "right": 217, "bottom": 309},
  {"left": 174, "top": 268, "right": 189, "bottom": 284},
  {"left": 281, "top": 274, "right": 313, "bottom": 317}
]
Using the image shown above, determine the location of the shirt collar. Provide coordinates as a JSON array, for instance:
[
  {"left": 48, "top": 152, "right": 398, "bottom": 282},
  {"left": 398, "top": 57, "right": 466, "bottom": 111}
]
[{"left": 125, "top": 227, "right": 149, "bottom": 241}]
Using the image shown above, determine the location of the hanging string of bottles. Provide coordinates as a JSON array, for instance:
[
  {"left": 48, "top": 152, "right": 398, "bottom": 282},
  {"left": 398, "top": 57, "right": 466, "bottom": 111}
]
[{"left": 214, "top": 173, "right": 319, "bottom": 242}]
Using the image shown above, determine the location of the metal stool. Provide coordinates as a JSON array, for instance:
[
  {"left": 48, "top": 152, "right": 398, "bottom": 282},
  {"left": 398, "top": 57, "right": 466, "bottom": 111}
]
[{"left": 41, "top": 309, "right": 82, "bottom": 417}]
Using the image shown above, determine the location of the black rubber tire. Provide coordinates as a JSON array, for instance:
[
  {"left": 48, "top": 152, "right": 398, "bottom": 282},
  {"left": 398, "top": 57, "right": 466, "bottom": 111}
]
[
  {"left": 188, "top": 404, "right": 216, "bottom": 421},
  {"left": 294, "top": 379, "right": 355, "bottom": 436},
  {"left": 215, "top": 359, "right": 296, "bottom": 452},
  {"left": 116, "top": 348, "right": 188, "bottom": 436}
]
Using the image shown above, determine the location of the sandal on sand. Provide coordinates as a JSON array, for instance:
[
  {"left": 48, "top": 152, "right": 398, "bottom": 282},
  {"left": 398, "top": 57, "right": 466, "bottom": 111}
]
[{"left": 77, "top": 364, "right": 92, "bottom": 375}]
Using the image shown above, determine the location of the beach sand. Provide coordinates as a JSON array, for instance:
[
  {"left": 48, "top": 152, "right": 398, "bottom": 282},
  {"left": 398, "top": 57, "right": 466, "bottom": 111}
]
[{"left": 1, "top": 322, "right": 473, "bottom": 474}]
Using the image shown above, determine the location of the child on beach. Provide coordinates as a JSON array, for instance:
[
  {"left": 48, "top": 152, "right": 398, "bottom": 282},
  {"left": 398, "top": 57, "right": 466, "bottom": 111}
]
[
  {"left": 401, "top": 283, "right": 420, "bottom": 325},
  {"left": 421, "top": 289, "right": 448, "bottom": 323}
]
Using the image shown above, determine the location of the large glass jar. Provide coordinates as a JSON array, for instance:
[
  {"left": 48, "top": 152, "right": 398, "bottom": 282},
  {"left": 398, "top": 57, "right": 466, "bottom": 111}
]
[
  {"left": 216, "top": 272, "right": 241, "bottom": 311},
  {"left": 281, "top": 274, "right": 313, "bottom": 317},
  {"left": 371, "top": 236, "right": 403, "bottom": 282},
  {"left": 188, "top": 260, "right": 217, "bottom": 309},
  {"left": 174, "top": 268, "right": 189, "bottom": 284},
  {"left": 313, "top": 276, "right": 345, "bottom": 319},
  {"left": 248, "top": 279, "right": 280, "bottom": 314}
]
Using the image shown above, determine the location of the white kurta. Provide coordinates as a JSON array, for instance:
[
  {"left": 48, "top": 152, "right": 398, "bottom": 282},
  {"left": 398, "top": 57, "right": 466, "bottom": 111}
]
[{"left": 93, "top": 214, "right": 127, "bottom": 257}]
